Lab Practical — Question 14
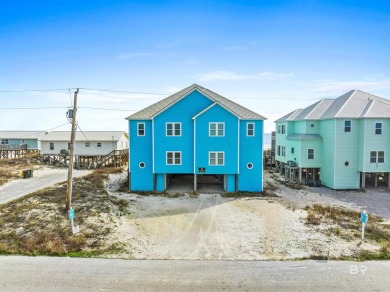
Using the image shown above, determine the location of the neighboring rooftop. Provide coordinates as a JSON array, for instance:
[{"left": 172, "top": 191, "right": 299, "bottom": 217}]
[
  {"left": 0, "top": 131, "right": 46, "bottom": 139},
  {"left": 275, "top": 90, "right": 390, "bottom": 122},
  {"left": 39, "top": 131, "right": 127, "bottom": 141},
  {"left": 126, "top": 84, "right": 266, "bottom": 120}
]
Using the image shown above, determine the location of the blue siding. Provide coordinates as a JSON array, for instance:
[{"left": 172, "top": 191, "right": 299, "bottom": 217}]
[
  {"left": 239, "top": 120, "right": 263, "bottom": 191},
  {"left": 226, "top": 174, "right": 236, "bottom": 192},
  {"left": 3, "top": 138, "right": 38, "bottom": 149},
  {"left": 156, "top": 173, "right": 165, "bottom": 192},
  {"left": 153, "top": 90, "right": 213, "bottom": 174},
  {"left": 129, "top": 120, "right": 154, "bottom": 191},
  {"left": 195, "top": 104, "right": 239, "bottom": 175}
]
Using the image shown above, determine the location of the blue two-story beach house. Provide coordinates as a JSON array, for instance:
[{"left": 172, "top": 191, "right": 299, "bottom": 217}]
[{"left": 126, "top": 84, "right": 266, "bottom": 192}]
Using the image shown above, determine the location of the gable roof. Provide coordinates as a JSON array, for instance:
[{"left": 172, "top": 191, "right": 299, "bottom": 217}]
[
  {"left": 275, "top": 90, "right": 390, "bottom": 122},
  {"left": 39, "top": 131, "right": 127, "bottom": 142},
  {"left": 126, "top": 84, "right": 266, "bottom": 120},
  {"left": 0, "top": 131, "right": 45, "bottom": 139}
]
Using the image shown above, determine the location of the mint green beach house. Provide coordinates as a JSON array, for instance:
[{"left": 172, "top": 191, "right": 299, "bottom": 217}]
[{"left": 275, "top": 90, "right": 390, "bottom": 190}]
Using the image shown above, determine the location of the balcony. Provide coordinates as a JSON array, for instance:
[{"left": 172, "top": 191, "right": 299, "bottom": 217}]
[{"left": 0, "top": 144, "right": 28, "bottom": 150}]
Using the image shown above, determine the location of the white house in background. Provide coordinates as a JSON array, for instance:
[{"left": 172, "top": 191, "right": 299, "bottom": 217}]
[{"left": 39, "top": 131, "right": 128, "bottom": 156}]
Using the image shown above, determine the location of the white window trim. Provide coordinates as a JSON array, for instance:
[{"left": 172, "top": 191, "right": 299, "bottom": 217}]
[
  {"left": 375, "top": 122, "right": 383, "bottom": 135},
  {"left": 139, "top": 162, "right": 146, "bottom": 168},
  {"left": 370, "top": 150, "right": 385, "bottom": 164},
  {"left": 308, "top": 148, "right": 315, "bottom": 160},
  {"left": 209, "top": 122, "right": 225, "bottom": 137},
  {"left": 247, "top": 162, "right": 254, "bottom": 169},
  {"left": 246, "top": 123, "right": 255, "bottom": 136},
  {"left": 166, "top": 151, "right": 182, "bottom": 165},
  {"left": 166, "top": 122, "right": 182, "bottom": 137},
  {"left": 137, "top": 122, "right": 145, "bottom": 136},
  {"left": 209, "top": 151, "right": 225, "bottom": 166}
]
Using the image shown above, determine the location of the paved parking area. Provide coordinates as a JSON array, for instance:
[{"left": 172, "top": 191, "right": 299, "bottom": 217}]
[{"left": 312, "top": 186, "right": 390, "bottom": 219}]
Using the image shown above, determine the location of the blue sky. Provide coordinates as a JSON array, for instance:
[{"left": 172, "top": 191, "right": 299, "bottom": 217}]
[{"left": 1, "top": 0, "right": 390, "bottom": 133}]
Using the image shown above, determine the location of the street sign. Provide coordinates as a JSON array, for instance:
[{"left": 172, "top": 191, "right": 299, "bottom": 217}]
[
  {"left": 68, "top": 208, "right": 75, "bottom": 220},
  {"left": 360, "top": 211, "right": 368, "bottom": 224},
  {"left": 360, "top": 210, "right": 368, "bottom": 241}
]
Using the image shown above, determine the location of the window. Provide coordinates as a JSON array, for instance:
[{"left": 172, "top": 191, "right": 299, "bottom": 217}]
[
  {"left": 209, "top": 123, "right": 224, "bottom": 136},
  {"left": 166, "top": 123, "right": 181, "bottom": 136},
  {"left": 247, "top": 123, "right": 255, "bottom": 136},
  {"left": 370, "top": 151, "right": 384, "bottom": 163},
  {"left": 68, "top": 143, "right": 71, "bottom": 150},
  {"left": 209, "top": 152, "right": 224, "bottom": 166},
  {"left": 139, "top": 162, "right": 145, "bottom": 168},
  {"left": 344, "top": 120, "right": 351, "bottom": 132},
  {"left": 277, "top": 125, "right": 280, "bottom": 134},
  {"left": 20, "top": 139, "right": 26, "bottom": 144},
  {"left": 1, "top": 139, "right": 9, "bottom": 145},
  {"left": 247, "top": 162, "right": 253, "bottom": 169},
  {"left": 166, "top": 151, "right": 181, "bottom": 165},
  {"left": 85, "top": 142, "right": 90, "bottom": 147},
  {"left": 308, "top": 148, "right": 314, "bottom": 160},
  {"left": 375, "top": 122, "right": 382, "bottom": 135},
  {"left": 281, "top": 125, "right": 286, "bottom": 134},
  {"left": 137, "top": 123, "right": 145, "bottom": 136},
  {"left": 277, "top": 145, "right": 281, "bottom": 156},
  {"left": 50, "top": 142, "right": 54, "bottom": 150},
  {"left": 291, "top": 147, "right": 294, "bottom": 154},
  {"left": 282, "top": 146, "right": 286, "bottom": 157},
  {"left": 97, "top": 142, "right": 102, "bottom": 148}
]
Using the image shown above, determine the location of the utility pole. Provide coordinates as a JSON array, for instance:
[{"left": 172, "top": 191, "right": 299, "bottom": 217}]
[{"left": 66, "top": 88, "right": 79, "bottom": 211}]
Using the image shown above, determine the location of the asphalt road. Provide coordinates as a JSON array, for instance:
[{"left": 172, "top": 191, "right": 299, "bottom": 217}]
[
  {"left": 0, "top": 168, "right": 90, "bottom": 204},
  {"left": 1, "top": 256, "right": 389, "bottom": 291}
]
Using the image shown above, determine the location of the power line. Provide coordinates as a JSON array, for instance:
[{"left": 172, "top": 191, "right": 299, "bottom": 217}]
[
  {"left": 79, "top": 106, "right": 136, "bottom": 111},
  {"left": 0, "top": 106, "right": 69, "bottom": 110},
  {"left": 0, "top": 89, "right": 69, "bottom": 93},
  {"left": 15, "top": 123, "right": 70, "bottom": 138},
  {"left": 77, "top": 87, "right": 168, "bottom": 95}
]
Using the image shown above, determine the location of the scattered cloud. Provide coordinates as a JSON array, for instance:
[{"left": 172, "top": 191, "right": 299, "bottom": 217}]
[
  {"left": 195, "top": 70, "right": 293, "bottom": 82},
  {"left": 315, "top": 79, "right": 390, "bottom": 93},
  {"left": 118, "top": 52, "right": 154, "bottom": 59}
]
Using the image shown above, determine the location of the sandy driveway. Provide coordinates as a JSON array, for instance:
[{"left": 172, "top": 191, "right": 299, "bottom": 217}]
[{"left": 0, "top": 167, "right": 91, "bottom": 204}]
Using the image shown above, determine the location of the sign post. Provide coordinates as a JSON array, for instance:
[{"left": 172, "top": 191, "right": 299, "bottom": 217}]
[
  {"left": 68, "top": 207, "right": 79, "bottom": 235},
  {"left": 360, "top": 210, "right": 368, "bottom": 241}
]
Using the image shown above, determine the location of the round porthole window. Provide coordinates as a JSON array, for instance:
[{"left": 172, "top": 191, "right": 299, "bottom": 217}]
[
  {"left": 247, "top": 162, "right": 253, "bottom": 169},
  {"left": 344, "top": 161, "right": 349, "bottom": 167},
  {"left": 139, "top": 162, "right": 145, "bottom": 168},
  {"left": 311, "top": 124, "right": 315, "bottom": 128}
]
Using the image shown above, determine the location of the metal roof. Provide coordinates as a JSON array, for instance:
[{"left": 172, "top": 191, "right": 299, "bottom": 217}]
[
  {"left": 276, "top": 90, "right": 390, "bottom": 122},
  {"left": 286, "top": 134, "right": 323, "bottom": 141},
  {"left": 126, "top": 84, "right": 266, "bottom": 120},
  {"left": 0, "top": 131, "right": 45, "bottom": 139},
  {"left": 39, "top": 131, "right": 127, "bottom": 142}
]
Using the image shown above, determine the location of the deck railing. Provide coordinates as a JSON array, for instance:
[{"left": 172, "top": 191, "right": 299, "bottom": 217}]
[{"left": 0, "top": 144, "right": 28, "bottom": 150}]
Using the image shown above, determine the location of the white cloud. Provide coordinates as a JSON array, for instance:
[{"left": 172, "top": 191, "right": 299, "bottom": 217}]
[
  {"left": 195, "top": 70, "right": 293, "bottom": 82},
  {"left": 315, "top": 79, "right": 390, "bottom": 93}
]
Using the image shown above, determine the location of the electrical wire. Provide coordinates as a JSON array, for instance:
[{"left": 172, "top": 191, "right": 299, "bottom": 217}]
[
  {"left": 78, "top": 106, "right": 136, "bottom": 111},
  {"left": 0, "top": 89, "right": 69, "bottom": 93},
  {"left": 0, "top": 106, "right": 68, "bottom": 110},
  {"left": 77, "top": 87, "right": 168, "bottom": 95}
]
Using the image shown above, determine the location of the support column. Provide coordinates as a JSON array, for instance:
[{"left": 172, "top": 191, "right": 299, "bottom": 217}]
[
  {"left": 299, "top": 168, "right": 302, "bottom": 184},
  {"left": 388, "top": 173, "right": 390, "bottom": 190},
  {"left": 194, "top": 174, "right": 197, "bottom": 192},
  {"left": 374, "top": 173, "right": 378, "bottom": 187},
  {"left": 361, "top": 172, "right": 366, "bottom": 190}
]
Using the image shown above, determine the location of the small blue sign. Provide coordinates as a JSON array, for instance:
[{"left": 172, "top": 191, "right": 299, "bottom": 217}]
[
  {"left": 360, "top": 212, "right": 368, "bottom": 224},
  {"left": 68, "top": 208, "right": 75, "bottom": 220}
]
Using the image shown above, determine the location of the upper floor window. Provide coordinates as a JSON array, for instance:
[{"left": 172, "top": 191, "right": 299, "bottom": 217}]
[
  {"left": 97, "top": 142, "right": 102, "bottom": 148},
  {"left": 1, "top": 139, "right": 9, "bottom": 145},
  {"left": 277, "top": 125, "right": 280, "bottom": 134},
  {"left": 166, "top": 123, "right": 181, "bottom": 136},
  {"left": 344, "top": 120, "right": 351, "bottom": 132},
  {"left": 247, "top": 123, "right": 255, "bottom": 136},
  {"left": 20, "top": 139, "right": 26, "bottom": 144},
  {"left": 166, "top": 151, "right": 181, "bottom": 165},
  {"left": 281, "top": 125, "right": 286, "bottom": 134},
  {"left": 209, "top": 122, "right": 224, "bottom": 136},
  {"left": 277, "top": 145, "right": 281, "bottom": 156},
  {"left": 50, "top": 142, "right": 54, "bottom": 150},
  {"left": 375, "top": 122, "right": 382, "bottom": 135},
  {"left": 209, "top": 152, "right": 224, "bottom": 166},
  {"left": 370, "top": 151, "right": 384, "bottom": 163},
  {"left": 308, "top": 148, "right": 314, "bottom": 160},
  {"left": 137, "top": 123, "right": 145, "bottom": 136},
  {"left": 85, "top": 142, "right": 90, "bottom": 147},
  {"left": 281, "top": 146, "right": 286, "bottom": 157}
]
